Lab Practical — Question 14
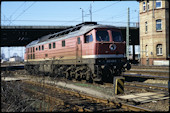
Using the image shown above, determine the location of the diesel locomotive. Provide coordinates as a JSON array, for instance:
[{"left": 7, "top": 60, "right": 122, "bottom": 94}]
[{"left": 24, "top": 22, "right": 131, "bottom": 82}]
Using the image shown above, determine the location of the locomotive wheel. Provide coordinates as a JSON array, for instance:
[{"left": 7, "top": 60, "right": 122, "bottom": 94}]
[
  {"left": 86, "top": 76, "right": 93, "bottom": 83},
  {"left": 34, "top": 65, "right": 39, "bottom": 75},
  {"left": 28, "top": 66, "right": 33, "bottom": 75},
  {"left": 65, "top": 72, "right": 69, "bottom": 79},
  {"left": 75, "top": 73, "right": 81, "bottom": 81},
  {"left": 70, "top": 71, "right": 75, "bottom": 79},
  {"left": 66, "top": 71, "right": 71, "bottom": 80},
  {"left": 86, "top": 71, "right": 90, "bottom": 81},
  {"left": 54, "top": 68, "right": 60, "bottom": 77}
]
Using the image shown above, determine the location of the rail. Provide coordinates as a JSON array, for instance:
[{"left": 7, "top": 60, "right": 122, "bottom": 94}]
[
  {"left": 123, "top": 73, "right": 169, "bottom": 80},
  {"left": 125, "top": 82, "right": 169, "bottom": 91}
]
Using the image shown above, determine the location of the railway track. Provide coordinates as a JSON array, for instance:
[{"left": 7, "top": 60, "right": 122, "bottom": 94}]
[
  {"left": 21, "top": 80, "right": 152, "bottom": 112},
  {"left": 66, "top": 75, "right": 169, "bottom": 92},
  {"left": 70, "top": 78, "right": 169, "bottom": 93},
  {"left": 124, "top": 82, "right": 169, "bottom": 92},
  {"left": 103, "top": 82, "right": 169, "bottom": 92},
  {"left": 125, "top": 69, "right": 169, "bottom": 77},
  {"left": 2, "top": 68, "right": 168, "bottom": 92},
  {"left": 2, "top": 73, "right": 168, "bottom": 111},
  {"left": 125, "top": 65, "right": 169, "bottom": 77},
  {"left": 123, "top": 73, "right": 169, "bottom": 80},
  {"left": 131, "top": 65, "right": 169, "bottom": 70}
]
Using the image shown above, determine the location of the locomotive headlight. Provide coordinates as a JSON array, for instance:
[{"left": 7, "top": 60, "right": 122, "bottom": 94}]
[{"left": 109, "top": 44, "right": 116, "bottom": 51}]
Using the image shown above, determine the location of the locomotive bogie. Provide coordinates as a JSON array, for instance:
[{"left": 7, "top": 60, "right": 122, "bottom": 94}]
[{"left": 25, "top": 57, "right": 128, "bottom": 82}]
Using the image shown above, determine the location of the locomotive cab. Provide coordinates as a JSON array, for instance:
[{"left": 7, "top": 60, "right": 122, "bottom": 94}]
[
  {"left": 90, "top": 28, "right": 130, "bottom": 82},
  {"left": 95, "top": 28, "right": 125, "bottom": 55}
]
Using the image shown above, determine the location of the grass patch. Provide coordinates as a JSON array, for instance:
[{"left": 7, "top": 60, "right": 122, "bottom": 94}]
[
  {"left": 74, "top": 83, "right": 91, "bottom": 87},
  {"left": 74, "top": 82, "right": 103, "bottom": 90}
]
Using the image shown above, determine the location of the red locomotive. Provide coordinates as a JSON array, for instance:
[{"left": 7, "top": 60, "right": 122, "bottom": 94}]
[{"left": 24, "top": 22, "right": 131, "bottom": 82}]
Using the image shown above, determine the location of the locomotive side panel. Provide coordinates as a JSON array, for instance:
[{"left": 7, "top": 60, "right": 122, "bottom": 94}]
[{"left": 82, "top": 30, "right": 96, "bottom": 57}]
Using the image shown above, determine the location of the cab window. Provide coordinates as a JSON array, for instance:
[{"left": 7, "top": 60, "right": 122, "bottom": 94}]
[
  {"left": 49, "top": 43, "right": 51, "bottom": 49},
  {"left": 85, "top": 34, "right": 93, "bottom": 43},
  {"left": 77, "top": 37, "right": 81, "bottom": 44},
  {"left": 62, "top": 40, "right": 65, "bottom": 47},
  {"left": 42, "top": 45, "right": 44, "bottom": 50},
  {"left": 96, "top": 31, "right": 109, "bottom": 42},
  {"left": 111, "top": 31, "right": 122, "bottom": 42}
]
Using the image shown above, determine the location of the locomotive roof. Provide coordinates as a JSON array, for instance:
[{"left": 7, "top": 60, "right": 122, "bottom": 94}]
[{"left": 26, "top": 23, "right": 117, "bottom": 48}]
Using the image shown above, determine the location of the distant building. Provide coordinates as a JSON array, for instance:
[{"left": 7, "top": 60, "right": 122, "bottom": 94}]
[
  {"left": 1, "top": 53, "right": 5, "bottom": 59},
  {"left": 139, "top": 0, "right": 169, "bottom": 65},
  {"left": 129, "top": 45, "right": 140, "bottom": 61},
  {"left": 9, "top": 56, "right": 23, "bottom": 62}
]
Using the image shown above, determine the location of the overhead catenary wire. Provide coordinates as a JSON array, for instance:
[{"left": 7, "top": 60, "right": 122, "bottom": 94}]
[
  {"left": 63, "top": 5, "right": 91, "bottom": 25},
  {"left": 100, "top": 9, "right": 127, "bottom": 22},
  {"left": 92, "top": 1, "right": 120, "bottom": 14},
  {"left": 9, "top": 2, "right": 27, "bottom": 20},
  {"left": 9, "top": 2, "right": 36, "bottom": 25},
  {"left": 2, "top": 12, "right": 13, "bottom": 25},
  {"left": 65, "top": 1, "right": 120, "bottom": 25},
  {"left": 2, "top": 19, "right": 138, "bottom": 23},
  {"left": 2, "top": 2, "right": 139, "bottom": 27}
]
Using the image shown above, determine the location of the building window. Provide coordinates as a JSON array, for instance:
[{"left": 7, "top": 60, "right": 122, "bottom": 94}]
[
  {"left": 62, "top": 40, "right": 65, "bottom": 47},
  {"left": 85, "top": 34, "right": 93, "bottom": 43},
  {"left": 36, "top": 47, "right": 38, "bottom": 51},
  {"left": 33, "top": 47, "right": 35, "bottom": 52},
  {"left": 147, "top": 0, "right": 149, "bottom": 10},
  {"left": 42, "top": 45, "right": 44, "bottom": 50},
  {"left": 145, "top": 45, "right": 148, "bottom": 56},
  {"left": 156, "top": 19, "right": 162, "bottom": 31},
  {"left": 49, "top": 43, "right": 51, "bottom": 49},
  {"left": 53, "top": 42, "right": 56, "bottom": 48},
  {"left": 143, "top": 2, "right": 146, "bottom": 12},
  {"left": 156, "top": 44, "right": 162, "bottom": 55},
  {"left": 156, "top": 0, "right": 162, "bottom": 8},
  {"left": 77, "top": 37, "right": 81, "bottom": 44},
  {"left": 39, "top": 46, "right": 41, "bottom": 51},
  {"left": 145, "top": 21, "right": 148, "bottom": 33}
]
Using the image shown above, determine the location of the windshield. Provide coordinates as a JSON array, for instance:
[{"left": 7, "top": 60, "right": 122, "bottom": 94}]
[
  {"left": 111, "top": 31, "right": 122, "bottom": 42},
  {"left": 96, "top": 31, "right": 109, "bottom": 42}
]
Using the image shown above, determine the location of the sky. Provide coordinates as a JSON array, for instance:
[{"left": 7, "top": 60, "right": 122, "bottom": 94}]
[{"left": 1, "top": 1, "right": 140, "bottom": 59}]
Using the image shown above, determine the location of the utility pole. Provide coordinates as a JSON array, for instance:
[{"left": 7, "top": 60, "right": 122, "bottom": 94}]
[
  {"left": 126, "top": 7, "right": 130, "bottom": 61},
  {"left": 0, "top": 1, "right": 1, "bottom": 26},
  {"left": 8, "top": 47, "right": 10, "bottom": 61},
  {"left": 138, "top": 10, "right": 140, "bottom": 63},
  {"left": 80, "top": 8, "right": 84, "bottom": 22},
  {"left": 89, "top": 4, "right": 92, "bottom": 21}
]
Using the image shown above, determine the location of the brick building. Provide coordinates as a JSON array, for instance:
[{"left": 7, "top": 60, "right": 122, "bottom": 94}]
[{"left": 139, "top": 0, "right": 169, "bottom": 65}]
